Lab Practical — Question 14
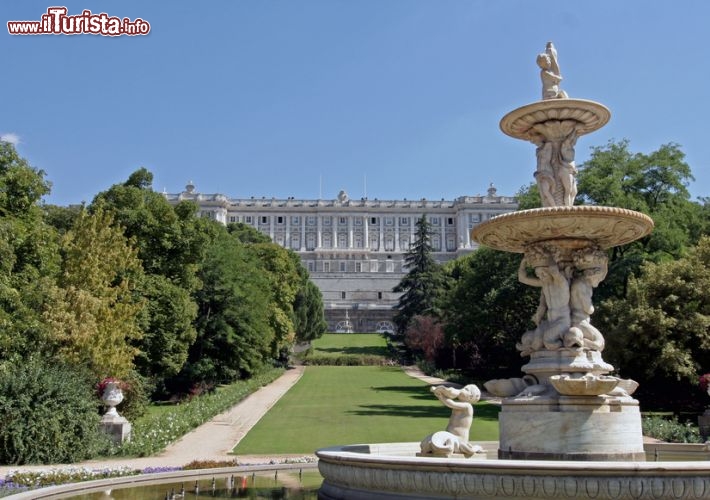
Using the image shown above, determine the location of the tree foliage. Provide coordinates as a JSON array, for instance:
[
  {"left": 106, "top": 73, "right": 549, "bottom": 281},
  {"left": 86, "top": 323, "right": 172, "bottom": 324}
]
[
  {"left": 393, "top": 215, "right": 448, "bottom": 334},
  {"left": 601, "top": 236, "right": 710, "bottom": 384},
  {"left": 43, "top": 208, "right": 145, "bottom": 380},
  {"left": 577, "top": 140, "right": 704, "bottom": 299},
  {"left": 442, "top": 247, "right": 538, "bottom": 375}
]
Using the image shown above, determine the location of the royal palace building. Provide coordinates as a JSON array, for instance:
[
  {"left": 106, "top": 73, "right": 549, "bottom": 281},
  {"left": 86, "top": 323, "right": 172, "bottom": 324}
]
[{"left": 165, "top": 183, "right": 518, "bottom": 332}]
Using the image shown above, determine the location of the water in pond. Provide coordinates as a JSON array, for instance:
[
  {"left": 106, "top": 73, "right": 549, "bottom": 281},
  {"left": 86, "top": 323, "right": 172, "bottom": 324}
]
[{"left": 74, "top": 470, "right": 322, "bottom": 499}]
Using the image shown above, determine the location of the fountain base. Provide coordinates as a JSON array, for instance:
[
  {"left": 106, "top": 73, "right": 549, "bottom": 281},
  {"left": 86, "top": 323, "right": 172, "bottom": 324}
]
[{"left": 499, "top": 394, "right": 645, "bottom": 461}]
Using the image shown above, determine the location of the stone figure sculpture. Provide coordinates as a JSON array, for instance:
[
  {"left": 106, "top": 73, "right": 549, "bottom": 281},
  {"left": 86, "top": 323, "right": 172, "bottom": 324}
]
[
  {"left": 516, "top": 247, "right": 572, "bottom": 353},
  {"left": 564, "top": 247, "right": 608, "bottom": 351},
  {"left": 537, "top": 41, "right": 567, "bottom": 100},
  {"left": 420, "top": 385, "right": 483, "bottom": 458}
]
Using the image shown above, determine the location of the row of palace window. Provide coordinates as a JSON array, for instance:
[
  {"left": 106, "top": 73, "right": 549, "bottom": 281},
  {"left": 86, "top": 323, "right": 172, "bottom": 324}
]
[
  {"left": 307, "top": 260, "right": 398, "bottom": 273},
  {"left": 269, "top": 232, "right": 457, "bottom": 252},
  {"left": 225, "top": 214, "right": 460, "bottom": 226}
]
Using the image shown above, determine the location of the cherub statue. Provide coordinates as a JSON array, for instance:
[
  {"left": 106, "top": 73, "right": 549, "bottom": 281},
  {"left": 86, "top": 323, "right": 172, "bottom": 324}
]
[
  {"left": 537, "top": 42, "right": 568, "bottom": 100},
  {"left": 420, "top": 385, "right": 483, "bottom": 458}
]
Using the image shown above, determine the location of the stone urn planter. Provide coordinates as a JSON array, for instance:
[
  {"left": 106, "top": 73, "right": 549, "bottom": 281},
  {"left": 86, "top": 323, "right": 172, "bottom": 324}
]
[
  {"left": 97, "top": 378, "right": 132, "bottom": 443},
  {"left": 100, "top": 380, "right": 124, "bottom": 418}
]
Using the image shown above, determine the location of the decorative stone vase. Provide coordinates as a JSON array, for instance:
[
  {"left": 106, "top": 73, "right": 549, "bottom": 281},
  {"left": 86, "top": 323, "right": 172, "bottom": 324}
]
[
  {"left": 101, "top": 381, "right": 124, "bottom": 418},
  {"left": 699, "top": 409, "right": 710, "bottom": 441}
]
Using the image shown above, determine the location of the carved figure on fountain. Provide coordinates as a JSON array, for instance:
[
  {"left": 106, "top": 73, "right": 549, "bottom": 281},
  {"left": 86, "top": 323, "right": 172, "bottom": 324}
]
[{"left": 419, "top": 385, "right": 483, "bottom": 458}]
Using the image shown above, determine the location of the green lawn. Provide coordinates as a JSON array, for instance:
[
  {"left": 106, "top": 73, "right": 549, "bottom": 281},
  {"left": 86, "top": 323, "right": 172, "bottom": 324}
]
[
  {"left": 310, "top": 333, "right": 389, "bottom": 358},
  {"left": 232, "top": 365, "right": 499, "bottom": 455}
]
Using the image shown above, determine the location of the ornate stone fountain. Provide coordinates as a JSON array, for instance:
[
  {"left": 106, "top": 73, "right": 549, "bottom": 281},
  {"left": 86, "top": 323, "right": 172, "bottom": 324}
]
[
  {"left": 316, "top": 43, "right": 710, "bottom": 499},
  {"left": 472, "top": 41, "right": 653, "bottom": 461}
]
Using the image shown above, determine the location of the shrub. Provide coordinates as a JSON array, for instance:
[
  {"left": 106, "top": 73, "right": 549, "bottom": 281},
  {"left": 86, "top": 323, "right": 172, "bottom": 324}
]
[
  {"left": 0, "top": 357, "right": 105, "bottom": 465},
  {"left": 642, "top": 415, "right": 703, "bottom": 443},
  {"left": 302, "top": 355, "right": 393, "bottom": 366}
]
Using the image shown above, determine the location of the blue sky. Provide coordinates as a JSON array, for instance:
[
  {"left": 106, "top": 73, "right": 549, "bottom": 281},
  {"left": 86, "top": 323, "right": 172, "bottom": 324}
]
[{"left": 4, "top": 1, "right": 710, "bottom": 206}]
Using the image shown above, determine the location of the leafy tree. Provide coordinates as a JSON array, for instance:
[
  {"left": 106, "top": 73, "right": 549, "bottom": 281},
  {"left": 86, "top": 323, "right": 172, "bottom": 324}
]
[
  {"left": 393, "top": 215, "right": 448, "bottom": 334},
  {"left": 576, "top": 140, "right": 704, "bottom": 299},
  {"left": 175, "top": 232, "right": 274, "bottom": 388},
  {"left": 601, "top": 237, "right": 710, "bottom": 389},
  {"left": 404, "top": 315, "right": 445, "bottom": 365},
  {"left": 293, "top": 277, "right": 327, "bottom": 343},
  {"left": 43, "top": 208, "right": 145, "bottom": 380},
  {"left": 91, "top": 169, "right": 215, "bottom": 389},
  {"left": 0, "top": 142, "right": 60, "bottom": 365},
  {"left": 442, "top": 247, "right": 538, "bottom": 375}
]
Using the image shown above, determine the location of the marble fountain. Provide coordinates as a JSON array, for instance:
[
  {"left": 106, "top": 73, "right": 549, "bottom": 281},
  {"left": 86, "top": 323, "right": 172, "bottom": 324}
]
[{"left": 316, "top": 43, "right": 710, "bottom": 499}]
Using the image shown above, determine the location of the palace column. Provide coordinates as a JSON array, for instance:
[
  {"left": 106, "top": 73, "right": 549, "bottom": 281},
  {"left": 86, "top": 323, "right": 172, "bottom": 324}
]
[
  {"left": 317, "top": 216, "right": 322, "bottom": 248},
  {"left": 394, "top": 215, "right": 400, "bottom": 250},
  {"left": 285, "top": 215, "right": 290, "bottom": 248},
  {"left": 301, "top": 216, "right": 306, "bottom": 251},
  {"left": 410, "top": 216, "right": 415, "bottom": 246},
  {"left": 440, "top": 219, "right": 446, "bottom": 252},
  {"left": 348, "top": 216, "right": 353, "bottom": 248},
  {"left": 332, "top": 216, "right": 337, "bottom": 249},
  {"left": 269, "top": 215, "right": 274, "bottom": 240},
  {"left": 378, "top": 216, "right": 384, "bottom": 252},
  {"left": 364, "top": 216, "right": 369, "bottom": 249}
]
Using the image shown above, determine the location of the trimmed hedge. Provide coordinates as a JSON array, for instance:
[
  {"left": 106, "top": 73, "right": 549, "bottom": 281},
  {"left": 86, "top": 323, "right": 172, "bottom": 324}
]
[{"left": 302, "top": 354, "right": 395, "bottom": 366}]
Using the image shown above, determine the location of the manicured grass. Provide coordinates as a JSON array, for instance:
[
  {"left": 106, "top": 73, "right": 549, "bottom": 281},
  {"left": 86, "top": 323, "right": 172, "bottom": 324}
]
[
  {"left": 233, "top": 366, "right": 499, "bottom": 455},
  {"left": 311, "top": 333, "right": 389, "bottom": 358}
]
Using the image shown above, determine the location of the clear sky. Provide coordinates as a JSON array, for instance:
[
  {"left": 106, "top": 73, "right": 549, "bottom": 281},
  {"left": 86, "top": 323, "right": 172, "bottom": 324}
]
[{"left": 4, "top": 1, "right": 710, "bottom": 206}]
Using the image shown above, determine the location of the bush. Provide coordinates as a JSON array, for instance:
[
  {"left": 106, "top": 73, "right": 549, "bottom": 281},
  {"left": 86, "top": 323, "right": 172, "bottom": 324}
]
[
  {"left": 0, "top": 357, "right": 105, "bottom": 465},
  {"left": 302, "top": 355, "right": 393, "bottom": 366},
  {"left": 642, "top": 415, "right": 703, "bottom": 443},
  {"left": 112, "top": 369, "right": 150, "bottom": 421}
]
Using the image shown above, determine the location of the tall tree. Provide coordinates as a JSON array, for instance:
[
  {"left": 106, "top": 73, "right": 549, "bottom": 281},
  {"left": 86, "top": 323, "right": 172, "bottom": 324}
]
[
  {"left": 393, "top": 215, "right": 448, "bottom": 334},
  {"left": 600, "top": 237, "right": 710, "bottom": 410},
  {"left": 0, "top": 142, "right": 59, "bottom": 365},
  {"left": 43, "top": 208, "right": 145, "bottom": 380},
  {"left": 576, "top": 140, "right": 704, "bottom": 299},
  {"left": 177, "top": 231, "right": 274, "bottom": 388},
  {"left": 442, "top": 247, "right": 538, "bottom": 375}
]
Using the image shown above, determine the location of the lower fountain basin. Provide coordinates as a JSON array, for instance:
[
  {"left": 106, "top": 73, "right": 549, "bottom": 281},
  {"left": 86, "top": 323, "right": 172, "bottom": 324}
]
[{"left": 317, "top": 443, "right": 710, "bottom": 500}]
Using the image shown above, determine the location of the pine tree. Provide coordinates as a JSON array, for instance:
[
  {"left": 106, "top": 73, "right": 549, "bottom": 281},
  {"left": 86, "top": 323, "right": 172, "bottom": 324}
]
[{"left": 393, "top": 214, "right": 448, "bottom": 334}]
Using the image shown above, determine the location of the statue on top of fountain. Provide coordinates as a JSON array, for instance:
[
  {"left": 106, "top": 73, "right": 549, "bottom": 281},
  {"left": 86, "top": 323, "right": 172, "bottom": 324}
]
[
  {"left": 537, "top": 42, "right": 568, "bottom": 101},
  {"left": 529, "top": 43, "right": 581, "bottom": 208}
]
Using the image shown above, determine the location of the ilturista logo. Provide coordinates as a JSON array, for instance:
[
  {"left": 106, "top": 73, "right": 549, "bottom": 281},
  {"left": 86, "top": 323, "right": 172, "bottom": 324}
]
[{"left": 7, "top": 7, "right": 151, "bottom": 36}]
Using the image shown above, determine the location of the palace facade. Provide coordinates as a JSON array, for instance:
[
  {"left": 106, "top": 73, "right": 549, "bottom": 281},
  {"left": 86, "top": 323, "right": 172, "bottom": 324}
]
[{"left": 165, "top": 183, "right": 518, "bottom": 332}]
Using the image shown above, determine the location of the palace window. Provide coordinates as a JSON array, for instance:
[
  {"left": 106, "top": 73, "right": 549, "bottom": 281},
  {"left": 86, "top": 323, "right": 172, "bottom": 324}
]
[
  {"left": 386, "top": 261, "right": 394, "bottom": 273},
  {"left": 323, "top": 216, "right": 332, "bottom": 226},
  {"left": 340, "top": 261, "right": 347, "bottom": 272},
  {"left": 229, "top": 216, "right": 237, "bottom": 223},
  {"left": 338, "top": 234, "right": 347, "bottom": 248},
  {"left": 447, "top": 236, "right": 456, "bottom": 251},
  {"left": 306, "top": 233, "right": 316, "bottom": 250},
  {"left": 341, "top": 291, "right": 346, "bottom": 299},
  {"left": 447, "top": 217, "right": 454, "bottom": 225},
  {"left": 292, "top": 216, "right": 300, "bottom": 225},
  {"left": 354, "top": 218, "right": 362, "bottom": 226},
  {"left": 355, "top": 262, "right": 362, "bottom": 272},
  {"left": 430, "top": 216, "right": 440, "bottom": 225},
  {"left": 307, "top": 216, "right": 316, "bottom": 225},
  {"left": 399, "top": 217, "right": 409, "bottom": 225},
  {"left": 277, "top": 216, "right": 284, "bottom": 224},
  {"left": 261, "top": 216, "right": 269, "bottom": 224},
  {"left": 370, "top": 217, "right": 378, "bottom": 225},
  {"left": 323, "top": 234, "right": 332, "bottom": 248},
  {"left": 307, "top": 261, "right": 315, "bottom": 272},
  {"left": 339, "top": 217, "right": 347, "bottom": 225},
  {"left": 385, "top": 217, "right": 394, "bottom": 226},
  {"left": 245, "top": 216, "right": 253, "bottom": 224},
  {"left": 378, "top": 291, "right": 383, "bottom": 300},
  {"left": 323, "top": 261, "right": 331, "bottom": 272}
]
